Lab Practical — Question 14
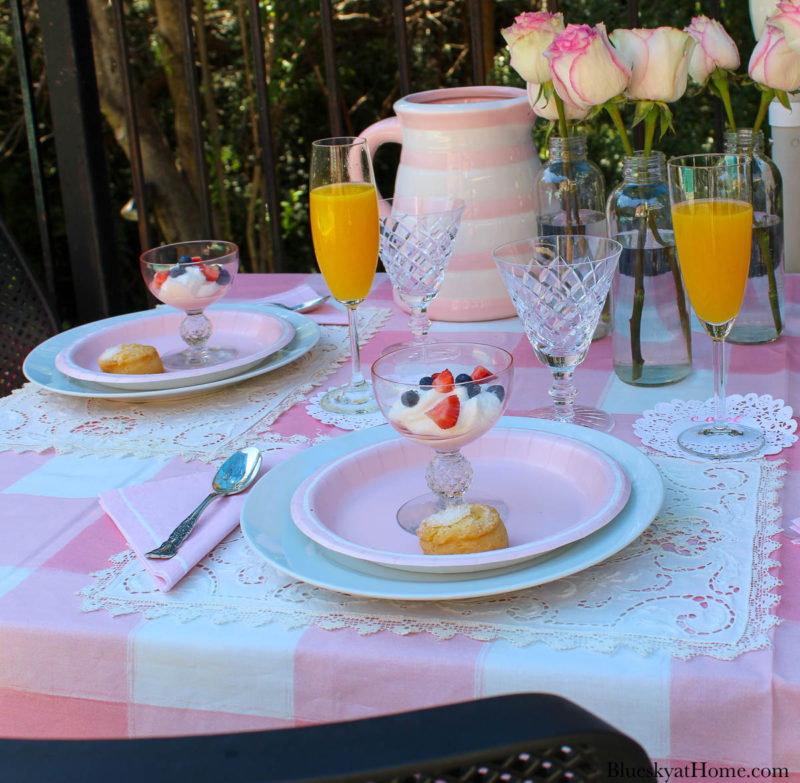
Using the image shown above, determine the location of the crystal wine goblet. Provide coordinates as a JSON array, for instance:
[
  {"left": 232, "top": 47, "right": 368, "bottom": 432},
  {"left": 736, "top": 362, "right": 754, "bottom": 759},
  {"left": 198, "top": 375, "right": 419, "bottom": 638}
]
[
  {"left": 379, "top": 196, "right": 466, "bottom": 348},
  {"left": 493, "top": 235, "right": 621, "bottom": 432},
  {"left": 667, "top": 153, "right": 764, "bottom": 459},
  {"left": 371, "top": 342, "right": 513, "bottom": 533},
  {"left": 310, "top": 136, "right": 380, "bottom": 414},
  {"left": 140, "top": 240, "right": 238, "bottom": 369}
]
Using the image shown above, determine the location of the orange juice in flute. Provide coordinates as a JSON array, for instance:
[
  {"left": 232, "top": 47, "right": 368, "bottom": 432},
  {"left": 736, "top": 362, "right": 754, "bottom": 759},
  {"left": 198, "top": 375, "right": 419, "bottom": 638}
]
[
  {"left": 671, "top": 199, "right": 753, "bottom": 325},
  {"left": 310, "top": 182, "right": 379, "bottom": 302},
  {"left": 309, "top": 137, "right": 380, "bottom": 414},
  {"left": 668, "top": 153, "right": 764, "bottom": 459}
]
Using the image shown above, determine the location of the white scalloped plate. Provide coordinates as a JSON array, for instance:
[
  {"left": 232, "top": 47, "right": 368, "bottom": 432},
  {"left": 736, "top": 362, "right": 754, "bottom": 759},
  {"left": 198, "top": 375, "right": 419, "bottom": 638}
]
[
  {"left": 23, "top": 304, "right": 320, "bottom": 402},
  {"left": 241, "top": 417, "right": 664, "bottom": 601}
]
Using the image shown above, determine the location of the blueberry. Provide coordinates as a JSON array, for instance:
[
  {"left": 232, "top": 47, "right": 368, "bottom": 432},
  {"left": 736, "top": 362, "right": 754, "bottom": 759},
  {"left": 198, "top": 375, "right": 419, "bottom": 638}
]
[
  {"left": 169, "top": 265, "right": 187, "bottom": 278},
  {"left": 487, "top": 385, "right": 505, "bottom": 402},
  {"left": 217, "top": 268, "right": 231, "bottom": 285},
  {"left": 419, "top": 375, "right": 434, "bottom": 388},
  {"left": 401, "top": 390, "right": 420, "bottom": 407},
  {"left": 455, "top": 373, "right": 472, "bottom": 385},
  {"left": 467, "top": 383, "right": 481, "bottom": 398},
  {"left": 178, "top": 254, "right": 192, "bottom": 265}
]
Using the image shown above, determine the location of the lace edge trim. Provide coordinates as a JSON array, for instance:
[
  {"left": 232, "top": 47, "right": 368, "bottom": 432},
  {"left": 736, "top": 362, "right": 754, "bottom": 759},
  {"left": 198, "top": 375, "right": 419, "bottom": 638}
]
[
  {"left": 77, "top": 457, "right": 786, "bottom": 661},
  {"left": 0, "top": 308, "right": 391, "bottom": 461}
]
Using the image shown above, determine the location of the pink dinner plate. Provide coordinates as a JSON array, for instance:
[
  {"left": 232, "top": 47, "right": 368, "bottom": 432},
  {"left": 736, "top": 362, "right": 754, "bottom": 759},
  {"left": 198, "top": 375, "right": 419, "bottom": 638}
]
[
  {"left": 54, "top": 307, "right": 295, "bottom": 391},
  {"left": 290, "top": 427, "right": 632, "bottom": 574}
]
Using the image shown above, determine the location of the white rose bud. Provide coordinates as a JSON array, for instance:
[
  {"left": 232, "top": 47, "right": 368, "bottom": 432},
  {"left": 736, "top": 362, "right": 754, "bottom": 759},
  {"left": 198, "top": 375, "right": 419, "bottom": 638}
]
[
  {"left": 526, "top": 82, "right": 589, "bottom": 121},
  {"left": 544, "top": 23, "right": 631, "bottom": 113},
  {"left": 749, "top": 21, "right": 800, "bottom": 91},
  {"left": 501, "top": 12, "right": 565, "bottom": 85},
  {"left": 685, "top": 16, "right": 740, "bottom": 85},
  {"left": 750, "top": 0, "right": 781, "bottom": 39},
  {"left": 611, "top": 27, "right": 696, "bottom": 103},
  {"left": 767, "top": 0, "right": 800, "bottom": 53}
]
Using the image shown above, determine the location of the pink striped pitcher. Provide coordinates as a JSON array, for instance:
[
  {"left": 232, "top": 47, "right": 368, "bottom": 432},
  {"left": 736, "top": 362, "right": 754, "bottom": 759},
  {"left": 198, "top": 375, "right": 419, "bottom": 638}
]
[{"left": 360, "top": 86, "right": 541, "bottom": 321}]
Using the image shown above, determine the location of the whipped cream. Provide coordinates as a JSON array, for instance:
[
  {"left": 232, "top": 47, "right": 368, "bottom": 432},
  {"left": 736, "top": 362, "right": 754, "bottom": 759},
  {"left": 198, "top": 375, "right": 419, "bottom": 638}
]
[
  {"left": 388, "top": 384, "right": 502, "bottom": 439},
  {"left": 158, "top": 266, "right": 227, "bottom": 310},
  {"left": 421, "top": 503, "right": 472, "bottom": 528}
]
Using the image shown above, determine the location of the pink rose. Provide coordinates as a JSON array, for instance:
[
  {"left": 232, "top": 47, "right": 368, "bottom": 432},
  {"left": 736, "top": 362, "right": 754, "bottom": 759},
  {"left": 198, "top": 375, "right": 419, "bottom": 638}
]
[
  {"left": 685, "top": 16, "right": 740, "bottom": 84},
  {"left": 526, "top": 82, "right": 589, "bottom": 121},
  {"left": 501, "top": 12, "right": 564, "bottom": 85},
  {"left": 610, "top": 27, "right": 695, "bottom": 102},
  {"left": 544, "top": 23, "right": 631, "bottom": 112},
  {"left": 767, "top": 0, "right": 800, "bottom": 52},
  {"left": 748, "top": 21, "right": 800, "bottom": 90}
]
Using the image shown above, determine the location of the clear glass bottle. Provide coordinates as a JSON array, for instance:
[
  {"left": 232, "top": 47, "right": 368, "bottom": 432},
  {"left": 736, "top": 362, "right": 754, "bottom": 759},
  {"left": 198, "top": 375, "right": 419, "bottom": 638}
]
[
  {"left": 724, "top": 128, "right": 785, "bottom": 343},
  {"left": 606, "top": 151, "right": 692, "bottom": 386},
  {"left": 535, "top": 134, "right": 608, "bottom": 337}
]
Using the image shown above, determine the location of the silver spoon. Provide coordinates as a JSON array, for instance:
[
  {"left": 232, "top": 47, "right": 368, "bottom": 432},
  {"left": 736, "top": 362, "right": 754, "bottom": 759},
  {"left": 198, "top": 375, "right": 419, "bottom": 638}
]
[
  {"left": 268, "top": 294, "right": 330, "bottom": 313},
  {"left": 145, "top": 447, "right": 262, "bottom": 560}
]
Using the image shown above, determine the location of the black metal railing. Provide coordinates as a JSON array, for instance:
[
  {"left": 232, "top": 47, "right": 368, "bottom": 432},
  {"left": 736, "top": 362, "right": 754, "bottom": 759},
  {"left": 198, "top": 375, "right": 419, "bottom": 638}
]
[{"left": 11, "top": 0, "right": 728, "bottom": 325}]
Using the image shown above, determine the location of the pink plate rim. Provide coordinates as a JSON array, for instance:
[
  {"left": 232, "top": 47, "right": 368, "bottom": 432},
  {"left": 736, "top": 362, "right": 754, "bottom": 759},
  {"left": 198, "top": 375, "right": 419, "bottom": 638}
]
[
  {"left": 54, "top": 307, "right": 295, "bottom": 390},
  {"left": 289, "top": 427, "right": 632, "bottom": 574}
]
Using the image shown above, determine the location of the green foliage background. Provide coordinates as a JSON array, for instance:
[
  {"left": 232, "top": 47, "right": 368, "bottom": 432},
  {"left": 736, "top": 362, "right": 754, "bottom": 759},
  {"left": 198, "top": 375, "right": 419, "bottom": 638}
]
[{"left": 0, "top": 0, "right": 763, "bottom": 324}]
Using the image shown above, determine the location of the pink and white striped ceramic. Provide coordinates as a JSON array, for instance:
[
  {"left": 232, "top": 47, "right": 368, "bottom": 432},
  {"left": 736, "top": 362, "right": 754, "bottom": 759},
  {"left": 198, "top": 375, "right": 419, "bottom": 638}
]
[{"left": 361, "top": 86, "right": 541, "bottom": 322}]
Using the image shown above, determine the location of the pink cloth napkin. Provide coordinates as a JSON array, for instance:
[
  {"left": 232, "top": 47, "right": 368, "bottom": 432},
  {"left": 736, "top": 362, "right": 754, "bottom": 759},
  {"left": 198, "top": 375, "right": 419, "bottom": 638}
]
[
  {"left": 99, "top": 467, "right": 249, "bottom": 591},
  {"left": 260, "top": 283, "right": 348, "bottom": 325}
]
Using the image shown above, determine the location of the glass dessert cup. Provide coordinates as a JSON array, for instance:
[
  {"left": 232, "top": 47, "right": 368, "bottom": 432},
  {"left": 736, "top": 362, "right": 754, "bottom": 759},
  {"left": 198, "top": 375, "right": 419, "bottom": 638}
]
[
  {"left": 140, "top": 240, "right": 239, "bottom": 369},
  {"left": 493, "top": 235, "right": 621, "bottom": 433},
  {"left": 371, "top": 341, "right": 513, "bottom": 534},
  {"left": 379, "top": 196, "right": 466, "bottom": 352},
  {"left": 667, "top": 153, "right": 764, "bottom": 459}
]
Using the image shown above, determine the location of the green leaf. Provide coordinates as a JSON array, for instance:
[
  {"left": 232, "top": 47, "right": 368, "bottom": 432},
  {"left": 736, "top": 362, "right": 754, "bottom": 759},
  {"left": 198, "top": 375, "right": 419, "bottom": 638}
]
[
  {"left": 632, "top": 100, "right": 654, "bottom": 127},
  {"left": 776, "top": 89, "right": 792, "bottom": 110},
  {"left": 657, "top": 103, "right": 675, "bottom": 138}
]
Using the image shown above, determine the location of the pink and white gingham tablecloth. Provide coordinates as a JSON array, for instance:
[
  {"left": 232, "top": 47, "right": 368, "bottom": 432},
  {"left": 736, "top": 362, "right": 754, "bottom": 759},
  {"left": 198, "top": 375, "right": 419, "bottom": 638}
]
[{"left": 1, "top": 272, "right": 799, "bottom": 780}]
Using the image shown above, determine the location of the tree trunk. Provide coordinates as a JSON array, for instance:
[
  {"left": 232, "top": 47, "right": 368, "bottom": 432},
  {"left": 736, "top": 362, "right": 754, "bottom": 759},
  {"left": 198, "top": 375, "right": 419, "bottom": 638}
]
[{"left": 87, "top": 0, "right": 204, "bottom": 243}]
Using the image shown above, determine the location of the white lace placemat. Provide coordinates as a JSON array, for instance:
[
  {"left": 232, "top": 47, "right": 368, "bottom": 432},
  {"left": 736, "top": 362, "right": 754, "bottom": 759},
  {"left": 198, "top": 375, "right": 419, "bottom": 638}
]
[
  {"left": 79, "top": 454, "right": 785, "bottom": 660},
  {"left": 634, "top": 393, "right": 797, "bottom": 460},
  {"left": 0, "top": 308, "right": 390, "bottom": 462}
]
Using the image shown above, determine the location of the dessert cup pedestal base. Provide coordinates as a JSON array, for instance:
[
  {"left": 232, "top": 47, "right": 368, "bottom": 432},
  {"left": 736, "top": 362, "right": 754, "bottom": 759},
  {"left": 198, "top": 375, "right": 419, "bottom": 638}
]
[{"left": 164, "top": 345, "right": 238, "bottom": 370}]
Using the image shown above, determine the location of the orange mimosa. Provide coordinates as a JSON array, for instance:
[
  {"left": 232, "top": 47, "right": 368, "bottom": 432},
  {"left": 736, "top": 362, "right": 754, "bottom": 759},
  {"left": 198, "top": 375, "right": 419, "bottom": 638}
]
[
  {"left": 310, "top": 182, "right": 379, "bottom": 302},
  {"left": 671, "top": 198, "right": 753, "bottom": 325}
]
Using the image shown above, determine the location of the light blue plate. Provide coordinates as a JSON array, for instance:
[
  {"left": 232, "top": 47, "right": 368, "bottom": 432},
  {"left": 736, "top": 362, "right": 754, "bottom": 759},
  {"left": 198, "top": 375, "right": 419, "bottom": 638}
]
[
  {"left": 22, "top": 303, "right": 320, "bottom": 402},
  {"left": 241, "top": 417, "right": 664, "bottom": 601}
]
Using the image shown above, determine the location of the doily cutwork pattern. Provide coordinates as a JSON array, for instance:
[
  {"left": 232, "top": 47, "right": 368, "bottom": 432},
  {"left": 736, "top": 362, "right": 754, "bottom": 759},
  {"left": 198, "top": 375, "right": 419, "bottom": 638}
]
[
  {"left": 634, "top": 393, "right": 797, "bottom": 460},
  {"left": 79, "top": 454, "right": 785, "bottom": 661},
  {"left": 0, "top": 308, "right": 390, "bottom": 462}
]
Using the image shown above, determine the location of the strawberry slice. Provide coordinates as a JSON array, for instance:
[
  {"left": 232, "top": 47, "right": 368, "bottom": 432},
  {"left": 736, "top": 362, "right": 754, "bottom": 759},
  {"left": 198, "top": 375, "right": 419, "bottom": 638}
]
[
  {"left": 432, "top": 368, "right": 454, "bottom": 393},
  {"left": 471, "top": 365, "right": 493, "bottom": 383},
  {"left": 426, "top": 394, "right": 460, "bottom": 430},
  {"left": 190, "top": 255, "right": 203, "bottom": 263},
  {"left": 201, "top": 264, "right": 220, "bottom": 282},
  {"left": 153, "top": 270, "right": 168, "bottom": 289}
]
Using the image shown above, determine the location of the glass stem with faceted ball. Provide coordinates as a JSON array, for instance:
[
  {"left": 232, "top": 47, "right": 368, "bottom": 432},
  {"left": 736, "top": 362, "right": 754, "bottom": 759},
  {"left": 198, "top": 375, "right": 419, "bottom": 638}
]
[
  {"left": 310, "top": 137, "right": 380, "bottom": 415},
  {"left": 668, "top": 154, "right": 764, "bottom": 459}
]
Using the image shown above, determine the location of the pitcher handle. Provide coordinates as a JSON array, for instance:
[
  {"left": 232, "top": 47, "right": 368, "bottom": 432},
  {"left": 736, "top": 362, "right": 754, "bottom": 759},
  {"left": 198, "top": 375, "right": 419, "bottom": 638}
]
[{"left": 360, "top": 117, "right": 401, "bottom": 213}]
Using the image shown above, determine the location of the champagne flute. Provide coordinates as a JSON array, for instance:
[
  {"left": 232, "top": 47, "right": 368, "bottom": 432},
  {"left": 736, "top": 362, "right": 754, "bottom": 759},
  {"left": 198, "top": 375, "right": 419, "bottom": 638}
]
[
  {"left": 310, "top": 137, "right": 380, "bottom": 414},
  {"left": 667, "top": 153, "right": 764, "bottom": 459}
]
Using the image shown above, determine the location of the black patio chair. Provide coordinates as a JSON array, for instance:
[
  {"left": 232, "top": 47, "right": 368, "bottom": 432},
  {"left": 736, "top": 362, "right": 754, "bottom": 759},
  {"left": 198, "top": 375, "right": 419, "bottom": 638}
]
[
  {"left": 0, "top": 692, "right": 655, "bottom": 782},
  {"left": 0, "top": 216, "right": 58, "bottom": 396}
]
